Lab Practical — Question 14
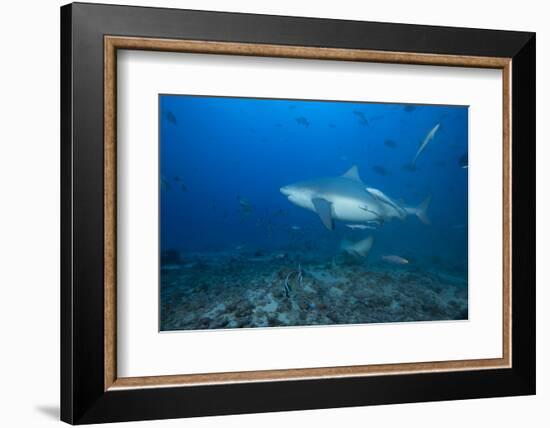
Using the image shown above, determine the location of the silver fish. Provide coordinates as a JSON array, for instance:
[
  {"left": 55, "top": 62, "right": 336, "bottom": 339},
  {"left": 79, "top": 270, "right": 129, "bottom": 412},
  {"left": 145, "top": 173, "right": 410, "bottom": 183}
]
[
  {"left": 412, "top": 123, "right": 440, "bottom": 165},
  {"left": 381, "top": 255, "right": 409, "bottom": 265}
]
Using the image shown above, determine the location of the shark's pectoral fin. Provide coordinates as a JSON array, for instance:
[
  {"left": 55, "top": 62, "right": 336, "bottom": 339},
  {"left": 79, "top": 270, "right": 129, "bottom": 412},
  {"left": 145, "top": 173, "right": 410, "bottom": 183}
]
[{"left": 312, "top": 198, "right": 334, "bottom": 230}]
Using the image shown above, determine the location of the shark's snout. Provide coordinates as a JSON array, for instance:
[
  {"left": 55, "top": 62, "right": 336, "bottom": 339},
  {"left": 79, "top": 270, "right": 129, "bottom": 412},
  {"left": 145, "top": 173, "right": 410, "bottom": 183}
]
[{"left": 280, "top": 186, "right": 292, "bottom": 196}]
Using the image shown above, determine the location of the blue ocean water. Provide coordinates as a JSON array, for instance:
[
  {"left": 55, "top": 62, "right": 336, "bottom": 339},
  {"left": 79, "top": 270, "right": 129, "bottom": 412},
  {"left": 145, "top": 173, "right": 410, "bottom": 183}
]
[{"left": 159, "top": 94, "right": 468, "bottom": 331}]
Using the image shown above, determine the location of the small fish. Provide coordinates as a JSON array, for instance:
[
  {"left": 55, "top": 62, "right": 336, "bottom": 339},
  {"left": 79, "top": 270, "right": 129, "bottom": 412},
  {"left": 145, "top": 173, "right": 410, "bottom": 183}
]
[
  {"left": 401, "top": 163, "right": 417, "bottom": 172},
  {"left": 403, "top": 105, "right": 416, "bottom": 113},
  {"left": 237, "top": 195, "right": 254, "bottom": 214},
  {"left": 345, "top": 224, "right": 376, "bottom": 230},
  {"left": 160, "top": 176, "right": 171, "bottom": 191},
  {"left": 275, "top": 123, "right": 282, "bottom": 128},
  {"left": 459, "top": 152, "right": 468, "bottom": 168},
  {"left": 295, "top": 116, "right": 310, "bottom": 127},
  {"left": 261, "top": 137, "right": 268, "bottom": 143},
  {"left": 329, "top": 123, "right": 336, "bottom": 128},
  {"left": 290, "top": 225, "right": 301, "bottom": 231},
  {"left": 384, "top": 139, "right": 397, "bottom": 148},
  {"left": 235, "top": 244, "right": 246, "bottom": 251},
  {"left": 180, "top": 184, "right": 187, "bottom": 192},
  {"left": 182, "top": 262, "right": 197, "bottom": 269},
  {"left": 412, "top": 123, "right": 440, "bottom": 165},
  {"left": 163, "top": 110, "right": 177, "bottom": 124},
  {"left": 174, "top": 176, "right": 181, "bottom": 181},
  {"left": 289, "top": 105, "right": 297, "bottom": 110},
  {"left": 381, "top": 255, "right": 409, "bottom": 265},
  {"left": 283, "top": 264, "right": 303, "bottom": 298},
  {"left": 452, "top": 224, "right": 466, "bottom": 229},
  {"left": 283, "top": 271, "right": 295, "bottom": 297},
  {"left": 353, "top": 110, "right": 369, "bottom": 126},
  {"left": 372, "top": 165, "right": 390, "bottom": 176}
]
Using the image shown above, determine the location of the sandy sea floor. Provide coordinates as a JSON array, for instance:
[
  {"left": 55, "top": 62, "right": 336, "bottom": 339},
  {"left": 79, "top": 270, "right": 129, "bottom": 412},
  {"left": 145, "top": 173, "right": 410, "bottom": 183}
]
[{"left": 160, "top": 250, "right": 468, "bottom": 331}]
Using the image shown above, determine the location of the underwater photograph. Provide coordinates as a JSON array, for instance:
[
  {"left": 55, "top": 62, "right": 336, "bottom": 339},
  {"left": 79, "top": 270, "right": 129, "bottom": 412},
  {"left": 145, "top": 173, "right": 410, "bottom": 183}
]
[{"left": 159, "top": 94, "right": 468, "bottom": 332}]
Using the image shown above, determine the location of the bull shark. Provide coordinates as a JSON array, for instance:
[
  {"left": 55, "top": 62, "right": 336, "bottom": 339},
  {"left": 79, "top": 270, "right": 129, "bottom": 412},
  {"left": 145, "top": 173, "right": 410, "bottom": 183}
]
[{"left": 280, "top": 166, "right": 430, "bottom": 231}]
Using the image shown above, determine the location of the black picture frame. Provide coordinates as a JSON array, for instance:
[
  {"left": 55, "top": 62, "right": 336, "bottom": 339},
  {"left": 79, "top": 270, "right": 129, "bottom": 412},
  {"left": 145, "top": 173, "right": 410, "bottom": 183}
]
[{"left": 61, "top": 2, "right": 535, "bottom": 424}]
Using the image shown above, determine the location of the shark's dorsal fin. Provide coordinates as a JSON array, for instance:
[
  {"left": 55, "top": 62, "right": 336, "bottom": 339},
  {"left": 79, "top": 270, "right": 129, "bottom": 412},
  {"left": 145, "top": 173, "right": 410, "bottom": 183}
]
[
  {"left": 312, "top": 198, "right": 334, "bottom": 230},
  {"left": 341, "top": 165, "right": 363, "bottom": 183}
]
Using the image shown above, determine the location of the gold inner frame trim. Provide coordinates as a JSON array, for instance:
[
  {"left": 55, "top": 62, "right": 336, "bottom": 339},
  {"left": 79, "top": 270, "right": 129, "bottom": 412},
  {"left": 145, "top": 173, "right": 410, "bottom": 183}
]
[{"left": 104, "top": 35, "right": 512, "bottom": 391}]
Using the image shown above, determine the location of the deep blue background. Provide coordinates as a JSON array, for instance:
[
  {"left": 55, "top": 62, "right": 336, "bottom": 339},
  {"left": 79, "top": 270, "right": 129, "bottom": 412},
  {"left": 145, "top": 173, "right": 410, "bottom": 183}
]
[{"left": 160, "top": 95, "right": 468, "bottom": 264}]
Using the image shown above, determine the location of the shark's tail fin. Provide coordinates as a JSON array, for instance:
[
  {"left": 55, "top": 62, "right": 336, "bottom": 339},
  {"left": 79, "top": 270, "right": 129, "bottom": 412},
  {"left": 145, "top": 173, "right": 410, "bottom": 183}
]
[
  {"left": 342, "top": 236, "right": 374, "bottom": 258},
  {"left": 354, "top": 235, "right": 375, "bottom": 257},
  {"left": 415, "top": 196, "right": 431, "bottom": 225},
  {"left": 406, "top": 196, "right": 431, "bottom": 224}
]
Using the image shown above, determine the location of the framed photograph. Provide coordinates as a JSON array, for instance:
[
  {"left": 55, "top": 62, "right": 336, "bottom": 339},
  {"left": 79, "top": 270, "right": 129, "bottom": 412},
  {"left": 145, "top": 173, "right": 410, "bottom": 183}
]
[{"left": 61, "top": 2, "right": 535, "bottom": 424}]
